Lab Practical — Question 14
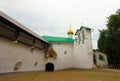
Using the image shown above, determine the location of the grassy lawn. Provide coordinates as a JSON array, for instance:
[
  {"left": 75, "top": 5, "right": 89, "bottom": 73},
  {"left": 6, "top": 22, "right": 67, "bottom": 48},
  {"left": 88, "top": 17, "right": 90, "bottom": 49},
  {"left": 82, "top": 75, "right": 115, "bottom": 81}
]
[{"left": 0, "top": 69, "right": 120, "bottom": 81}]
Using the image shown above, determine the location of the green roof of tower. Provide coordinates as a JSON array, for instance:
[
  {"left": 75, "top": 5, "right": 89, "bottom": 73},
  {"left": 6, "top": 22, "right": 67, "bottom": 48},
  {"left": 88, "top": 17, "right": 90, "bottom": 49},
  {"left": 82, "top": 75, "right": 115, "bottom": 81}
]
[
  {"left": 80, "top": 26, "right": 92, "bottom": 30},
  {"left": 75, "top": 26, "right": 92, "bottom": 35},
  {"left": 42, "top": 36, "right": 74, "bottom": 43}
]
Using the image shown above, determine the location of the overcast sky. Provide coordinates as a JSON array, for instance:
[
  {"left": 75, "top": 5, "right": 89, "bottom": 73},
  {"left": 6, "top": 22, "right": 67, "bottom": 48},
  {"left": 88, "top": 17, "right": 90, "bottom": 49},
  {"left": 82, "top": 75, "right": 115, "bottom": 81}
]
[{"left": 0, "top": 0, "right": 120, "bottom": 49}]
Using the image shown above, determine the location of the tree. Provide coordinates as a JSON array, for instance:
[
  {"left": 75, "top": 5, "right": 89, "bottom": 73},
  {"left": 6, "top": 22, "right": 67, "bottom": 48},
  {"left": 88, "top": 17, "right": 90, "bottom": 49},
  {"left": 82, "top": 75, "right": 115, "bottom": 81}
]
[
  {"left": 98, "top": 29, "right": 107, "bottom": 53},
  {"left": 98, "top": 9, "right": 120, "bottom": 65}
]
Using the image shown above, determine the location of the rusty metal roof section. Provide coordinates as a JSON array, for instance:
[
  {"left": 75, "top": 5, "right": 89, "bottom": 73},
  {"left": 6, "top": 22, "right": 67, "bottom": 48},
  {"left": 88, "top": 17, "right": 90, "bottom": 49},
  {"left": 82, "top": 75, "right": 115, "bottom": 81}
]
[
  {"left": 0, "top": 11, "right": 50, "bottom": 50},
  {"left": 0, "top": 11, "right": 48, "bottom": 44}
]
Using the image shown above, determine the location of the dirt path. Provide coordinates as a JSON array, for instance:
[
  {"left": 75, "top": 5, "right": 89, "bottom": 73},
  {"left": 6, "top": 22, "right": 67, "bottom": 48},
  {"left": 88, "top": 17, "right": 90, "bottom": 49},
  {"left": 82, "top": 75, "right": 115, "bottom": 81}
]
[
  {"left": 0, "top": 69, "right": 120, "bottom": 81},
  {"left": 102, "top": 68, "right": 120, "bottom": 72}
]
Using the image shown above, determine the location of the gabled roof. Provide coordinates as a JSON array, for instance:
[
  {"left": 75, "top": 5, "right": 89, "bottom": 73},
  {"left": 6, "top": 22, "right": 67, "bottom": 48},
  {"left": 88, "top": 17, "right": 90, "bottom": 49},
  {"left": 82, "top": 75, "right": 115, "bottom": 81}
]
[
  {"left": 42, "top": 36, "right": 74, "bottom": 43},
  {"left": 80, "top": 26, "right": 91, "bottom": 30},
  {"left": 75, "top": 26, "right": 92, "bottom": 35}
]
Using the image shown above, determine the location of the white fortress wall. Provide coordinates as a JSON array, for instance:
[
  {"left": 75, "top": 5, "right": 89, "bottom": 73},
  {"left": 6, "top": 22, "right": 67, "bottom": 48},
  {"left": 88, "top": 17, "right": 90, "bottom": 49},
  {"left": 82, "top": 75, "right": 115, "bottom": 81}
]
[
  {"left": 45, "top": 42, "right": 73, "bottom": 70},
  {"left": 95, "top": 52, "right": 108, "bottom": 67},
  {"left": 84, "top": 29, "right": 94, "bottom": 68},
  {"left": 73, "top": 28, "right": 93, "bottom": 69},
  {"left": 74, "top": 44, "right": 92, "bottom": 69},
  {"left": 0, "top": 37, "right": 45, "bottom": 73}
]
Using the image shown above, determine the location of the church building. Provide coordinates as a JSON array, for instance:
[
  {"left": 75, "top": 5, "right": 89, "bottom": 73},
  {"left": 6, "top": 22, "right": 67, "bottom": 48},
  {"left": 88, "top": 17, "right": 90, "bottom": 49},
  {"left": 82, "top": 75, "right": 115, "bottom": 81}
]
[
  {"left": 42, "top": 26, "right": 94, "bottom": 70},
  {"left": 0, "top": 11, "right": 94, "bottom": 73}
]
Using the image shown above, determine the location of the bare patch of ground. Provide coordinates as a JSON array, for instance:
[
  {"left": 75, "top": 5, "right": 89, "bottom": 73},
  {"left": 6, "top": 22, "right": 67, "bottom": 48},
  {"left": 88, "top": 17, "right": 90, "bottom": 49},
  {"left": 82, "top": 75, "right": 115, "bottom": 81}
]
[{"left": 0, "top": 69, "right": 120, "bottom": 81}]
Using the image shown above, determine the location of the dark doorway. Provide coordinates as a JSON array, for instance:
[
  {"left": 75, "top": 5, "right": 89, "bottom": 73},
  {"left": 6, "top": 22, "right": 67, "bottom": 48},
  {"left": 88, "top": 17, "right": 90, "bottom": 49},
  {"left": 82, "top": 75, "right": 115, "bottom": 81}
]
[
  {"left": 93, "top": 54, "right": 96, "bottom": 65},
  {"left": 45, "top": 62, "right": 54, "bottom": 72}
]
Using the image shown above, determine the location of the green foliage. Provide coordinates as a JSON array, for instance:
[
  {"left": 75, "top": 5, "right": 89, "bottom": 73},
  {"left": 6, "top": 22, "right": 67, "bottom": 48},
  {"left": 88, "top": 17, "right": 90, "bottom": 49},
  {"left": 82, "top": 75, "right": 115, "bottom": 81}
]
[
  {"left": 99, "top": 55, "right": 105, "bottom": 61},
  {"left": 98, "top": 29, "right": 108, "bottom": 53},
  {"left": 98, "top": 9, "right": 120, "bottom": 65},
  {"left": 93, "top": 49, "right": 99, "bottom": 52}
]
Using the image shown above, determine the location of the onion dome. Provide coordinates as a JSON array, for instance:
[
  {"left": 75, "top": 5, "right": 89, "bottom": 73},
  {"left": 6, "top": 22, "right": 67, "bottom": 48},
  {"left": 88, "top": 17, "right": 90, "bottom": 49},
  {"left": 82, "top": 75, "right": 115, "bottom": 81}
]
[{"left": 67, "top": 27, "right": 74, "bottom": 35}]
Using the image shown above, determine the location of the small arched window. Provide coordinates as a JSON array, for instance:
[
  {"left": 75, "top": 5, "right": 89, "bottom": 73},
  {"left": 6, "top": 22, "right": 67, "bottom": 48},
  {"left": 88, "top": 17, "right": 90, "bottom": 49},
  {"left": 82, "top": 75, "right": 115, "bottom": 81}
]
[
  {"left": 34, "top": 62, "right": 38, "bottom": 66},
  {"left": 99, "top": 54, "right": 105, "bottom": 61},
  {"left": 78, "top": 33, "right": 81, "bottom": 45},
  {"left": 64, "top": 51, "right": 67, "bottom": 55},
  {"left": 82, "top": 31, "right": 85, "bottom": 44}
]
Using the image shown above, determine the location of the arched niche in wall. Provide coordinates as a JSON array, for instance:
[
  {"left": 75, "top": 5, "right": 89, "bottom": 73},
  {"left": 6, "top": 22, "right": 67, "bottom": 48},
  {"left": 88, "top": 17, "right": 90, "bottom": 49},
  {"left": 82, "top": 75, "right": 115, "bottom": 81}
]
[
  {"left": 14, "top": 61, "right": 22, "bottom": 71},
  {"left": 93, "top": 54, "right": 97, "bottom": 65},
  {"left": 45, "top": 62, "right": 54, "bottom": 72},
  {"left": 34, "top": 62, "right": 38, "bottom": 66}
]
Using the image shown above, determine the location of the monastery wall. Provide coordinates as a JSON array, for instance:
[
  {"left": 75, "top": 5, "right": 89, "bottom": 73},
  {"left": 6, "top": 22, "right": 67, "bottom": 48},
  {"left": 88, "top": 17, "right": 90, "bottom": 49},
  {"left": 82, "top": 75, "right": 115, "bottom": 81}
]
[
  {"left": 44, "top": 43, "right": 74, "bottom": 70},
  {"left": 73, "top": 44, "right": 93, "bottom": 69},
  {"left": 95, "top": 52, "right": 108, "bottom": 67},
  {"left": 0, "top": 27, "right": 94, "bottom": 73},
  {"left": 0, "top": 37, "right": 46, "bottom": 73}
]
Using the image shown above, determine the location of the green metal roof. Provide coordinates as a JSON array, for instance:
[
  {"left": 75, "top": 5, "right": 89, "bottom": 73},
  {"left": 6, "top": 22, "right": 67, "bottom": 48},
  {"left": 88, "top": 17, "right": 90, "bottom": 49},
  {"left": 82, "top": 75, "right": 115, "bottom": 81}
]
[
  {"left": 42, "top": 36, "right": 74, "bottom": 43},
  {"left": 75, "top": 26, "right": 92, "bottom": 35}
]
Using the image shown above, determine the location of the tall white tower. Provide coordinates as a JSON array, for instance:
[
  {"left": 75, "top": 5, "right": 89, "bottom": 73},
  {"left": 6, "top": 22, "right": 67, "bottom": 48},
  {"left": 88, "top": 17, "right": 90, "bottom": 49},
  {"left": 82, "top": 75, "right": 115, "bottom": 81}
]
[
  {"left": 73, "top": 26, "right": 94, "bottom": 69},
  {"left": 67, "top": 27, "right": 74, "bottom": 38}
]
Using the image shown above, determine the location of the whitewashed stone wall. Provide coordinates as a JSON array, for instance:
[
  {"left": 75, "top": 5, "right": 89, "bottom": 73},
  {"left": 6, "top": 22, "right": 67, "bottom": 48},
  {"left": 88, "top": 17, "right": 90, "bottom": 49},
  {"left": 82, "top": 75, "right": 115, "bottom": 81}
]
[
  {"left": 94, "top": 52, "right": 108, "bottom": 67},
  {"left": 0, "top": 27, "right": 94, "bottom": 73},
  {"left": 73, "top": 28, "right": 93, "bottom": 69},
  {"left": 45, "top": 42, "right": 73, "bottom": 70},
  {"left": 0, "top": 37, "right": 45, "bottom": 73}
]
